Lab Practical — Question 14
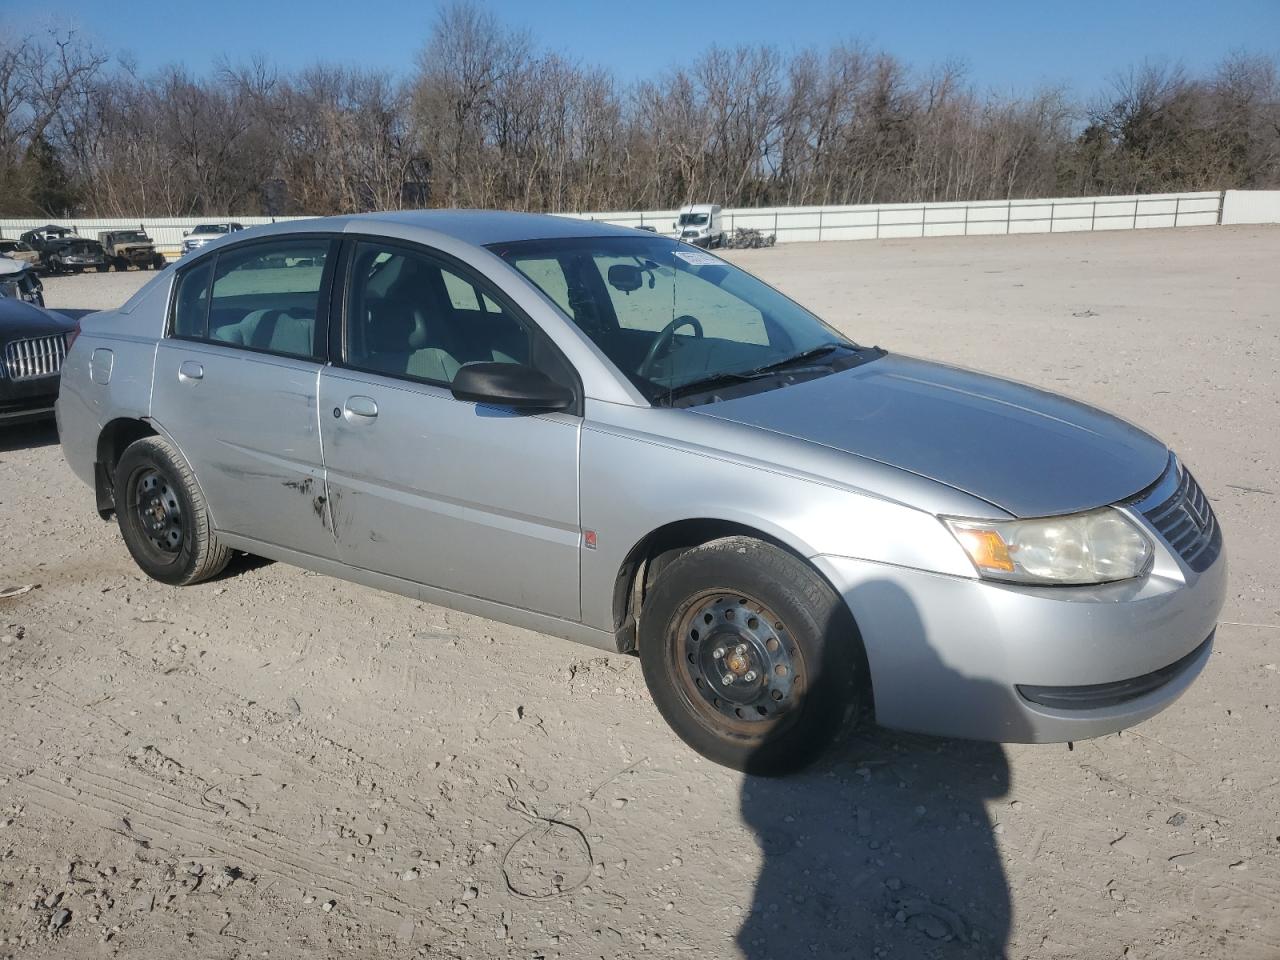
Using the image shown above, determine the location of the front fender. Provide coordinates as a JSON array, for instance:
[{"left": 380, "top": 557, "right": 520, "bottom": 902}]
[{"left": 578, "top": 410, "right": 983, "bottom": 633}]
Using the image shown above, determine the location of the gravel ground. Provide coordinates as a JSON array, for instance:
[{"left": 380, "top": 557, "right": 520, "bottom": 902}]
[{"left": 1, "top": 225, "right": 1277, "bottom": 959}]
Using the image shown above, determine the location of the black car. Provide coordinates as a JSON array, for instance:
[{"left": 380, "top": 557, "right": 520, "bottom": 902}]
[
  {"left": 0, "top": 297, "right": 75, "bottom": 425},
  {"left": 18, "top": 224, "right": 109, "bottom": 274}
]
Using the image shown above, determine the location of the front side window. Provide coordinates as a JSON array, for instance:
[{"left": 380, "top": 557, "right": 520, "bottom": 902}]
[
  {"left": 205, "top": 240, "right": 330, "bottom": 359},
  {"left": 345, "top": 241, "right": 531, "bottom": 385},
  {"left": 490, "top": 235, "right": 872, "bottom": 404}
]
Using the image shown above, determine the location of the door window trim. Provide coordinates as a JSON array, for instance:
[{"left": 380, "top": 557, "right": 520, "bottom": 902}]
[
  {"left": 333, "top": 235, "right": 584, "bottom": 416},
  {"left": 165, "top": 233, "right": 341, "bottom": 364}
]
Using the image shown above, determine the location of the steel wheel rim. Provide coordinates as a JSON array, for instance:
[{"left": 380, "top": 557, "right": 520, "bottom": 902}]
[
  {"left": 673, "top": 590, "right": 805, "bottom": 734},
  {"left": 133, "top": 467, "right": 184, "bottom": 556}
]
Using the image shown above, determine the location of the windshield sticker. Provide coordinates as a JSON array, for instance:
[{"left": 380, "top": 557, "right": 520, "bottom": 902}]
[{"left": 672, "top": 250, "right": 722, "bottom": 267}]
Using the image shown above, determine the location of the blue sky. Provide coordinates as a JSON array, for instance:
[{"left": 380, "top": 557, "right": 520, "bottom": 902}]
[{"left": 6, "top": 0, "right": 1279, "bottom": 98}]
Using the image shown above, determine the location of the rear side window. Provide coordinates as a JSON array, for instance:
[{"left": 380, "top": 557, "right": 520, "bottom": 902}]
[
  {"left": 172, "top": 259, "right": 214, "bottom": 338},
  {"left": 206, "top": 240, "right": 330, "bottom": 360}
]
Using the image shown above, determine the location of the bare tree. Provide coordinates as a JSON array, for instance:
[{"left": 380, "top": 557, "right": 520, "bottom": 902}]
[{"left": 1, "top": 11, "right": 1277, "bottom": 218}]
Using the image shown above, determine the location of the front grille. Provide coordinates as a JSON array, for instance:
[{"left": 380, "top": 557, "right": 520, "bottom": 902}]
[
  {"left": 1135, "top": 461, "right": 1221, "bottom": 572},
  {"left": 2, "top": 334, "right": 67, "bottom": 381}
]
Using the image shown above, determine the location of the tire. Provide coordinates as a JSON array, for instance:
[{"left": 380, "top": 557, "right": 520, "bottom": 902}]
[
  {"left": 95, "top": 264, "right": 109, "bottom": 273},
  {"left": 638, "top": 536, "right": 864, "bottom": 775},
  {"left": 114, "top": 436, "right": 232, "bottom": 586},
  {"left": 114, "top": 257, "right": 128, "bottom": 272}
]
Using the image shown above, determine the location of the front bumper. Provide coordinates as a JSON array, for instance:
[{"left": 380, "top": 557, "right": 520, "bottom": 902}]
[
  {"left": 0, "top": 375, "right": 60, "bottom": 423},
  {"left": 814, "top": 542, "right": 1226, "bottom": 743}
]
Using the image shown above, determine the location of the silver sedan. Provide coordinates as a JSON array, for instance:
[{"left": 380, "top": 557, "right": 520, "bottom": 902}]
[{"left": 56, "top": 212, "right": 1226, "bottom": 774}]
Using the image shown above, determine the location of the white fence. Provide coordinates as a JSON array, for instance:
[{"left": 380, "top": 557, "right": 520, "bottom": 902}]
[
  {"left": 568, "top": 190, "right": 1227, "bottom": 242},
  {"left": 2, "top": 190, "right": 1277, "bottom": 258}
]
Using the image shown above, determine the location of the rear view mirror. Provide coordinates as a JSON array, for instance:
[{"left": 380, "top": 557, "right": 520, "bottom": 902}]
[
  {"left": 450, "top": 362, "right": 574, "bottom": 412},
  {"left": 607, "top": 264, "right": 643, "bottom": 294}
]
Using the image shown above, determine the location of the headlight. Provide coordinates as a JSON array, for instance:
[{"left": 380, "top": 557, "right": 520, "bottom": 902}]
[{"left": 943, "top": 508, "right": 1152, "bottom": 585}]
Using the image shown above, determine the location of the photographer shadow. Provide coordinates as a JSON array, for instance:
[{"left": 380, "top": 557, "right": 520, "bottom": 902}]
[{"left": 737, "top": 579, "right": 1031, "bottom": 959}]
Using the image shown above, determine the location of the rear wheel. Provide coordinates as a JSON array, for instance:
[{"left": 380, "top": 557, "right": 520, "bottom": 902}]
[
  {"left": 115, "top": 436, "right": 232, "bottom": 585},
  {"left": 638, "top": 536, "right": 864, "bottom": 775}
]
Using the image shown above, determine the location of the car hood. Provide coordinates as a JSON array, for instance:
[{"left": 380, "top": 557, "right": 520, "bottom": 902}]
[
  {"left": 693, "top": 354, "right": 1169, "bottom": 517},
  {"left": 0, "top": 298, "right": 74, "bottom": 337}
]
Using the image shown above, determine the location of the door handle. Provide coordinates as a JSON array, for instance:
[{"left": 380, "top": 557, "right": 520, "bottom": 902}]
[
  {"left": 178, "top": 361, "right": 204, "bottom": 382},
  {"left": 343, "top": 396, "right": 378, "bottom": 422}
]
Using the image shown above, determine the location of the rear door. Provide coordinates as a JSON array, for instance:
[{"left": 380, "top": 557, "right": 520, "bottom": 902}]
[
  {"left": 151, "top": 236, "right": 340, "bottom": 560},
  {"left": 317, "top": 238, "right": 582, "bottom": 619}
]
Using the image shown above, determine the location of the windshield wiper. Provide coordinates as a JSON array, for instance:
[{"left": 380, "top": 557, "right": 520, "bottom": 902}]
[
  {"left": 659, "top": 343, "right": 859, "bottom": 405},
  {"left": 746, "top": 342, "right": 849, "bottom": 376},
  {"left": 661, "top": 370, "right": 763, "bottom": 402}
]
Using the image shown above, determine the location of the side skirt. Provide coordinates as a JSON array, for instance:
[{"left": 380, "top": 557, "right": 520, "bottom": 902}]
[{"left": 216, "top": 532, "right": 618, "bottom": 653}]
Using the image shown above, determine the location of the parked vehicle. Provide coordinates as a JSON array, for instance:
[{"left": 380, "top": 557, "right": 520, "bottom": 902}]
[
  {"left": 181, "top": 222, "right": 244, "bottom": 256},
  {"left": 98, "top": 229, "right": 166, "bottom": 271},
  {"left": 0, "top": 257, "right": 46, "bottom": 307},
  {"left": 19, "top": 225, "right": 108, "bottom": 274},
  {"left": 57, "top": 212, "right": 1225, "bottom": 775},
  {"left": 0, "top": 239, "right": 40, "bottom": 266},
  {"left": 1, "top": 295, "right": 74, "bottom": 424},
  {"left": 674, "top": 203, "right": 725, "bottom": 248}
]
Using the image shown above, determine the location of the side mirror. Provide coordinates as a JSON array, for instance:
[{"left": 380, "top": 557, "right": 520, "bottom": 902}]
[
  {"left": 607, "top": 263, "right": 643, "bottom": 293},
  {"left": 450, "top": 362, "right": 573, "bottom": 412}
]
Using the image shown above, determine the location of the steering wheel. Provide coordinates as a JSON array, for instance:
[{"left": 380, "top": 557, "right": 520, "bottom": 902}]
[{"left": 639, "top": 314, "right": 704, "bottom": 379}]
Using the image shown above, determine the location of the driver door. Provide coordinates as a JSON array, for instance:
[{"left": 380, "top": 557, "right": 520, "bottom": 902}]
[{"left": 317, "top": 239, "right": 583, "bottom": 620}]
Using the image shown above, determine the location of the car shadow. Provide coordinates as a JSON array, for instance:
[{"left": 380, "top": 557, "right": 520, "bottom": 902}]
[
  {"left": 216, "top": 551, "right": 276, "bottom": 579},
  {"left": 0, "top": 419, "right": 58, "bottom": 452},
  {"left": 737, "top": 579, "right": 1025, "bottom": 959}
]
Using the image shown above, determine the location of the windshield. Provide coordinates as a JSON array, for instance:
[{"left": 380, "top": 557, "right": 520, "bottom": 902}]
[
  {"left": 490, "top": 235, "right": 868, "bottom": 404},
  {"left": 116, "top": 231, "right": 148, "bottom": 242},
  {"left": 193, "top": 224, "right": 230, "bottom": 234},
  {"left": 678, "top": 213, "right": 709, "bottom": 226}
]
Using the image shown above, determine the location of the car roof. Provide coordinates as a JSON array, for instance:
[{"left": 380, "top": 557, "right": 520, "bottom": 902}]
[{"left": 305, "top": 210, "right": 641, "bottom": 247}]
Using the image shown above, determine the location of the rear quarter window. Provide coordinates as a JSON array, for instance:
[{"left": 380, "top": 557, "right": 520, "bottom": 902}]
[{"left": 172, "top": 259, "right": 214, "bottom": 338}]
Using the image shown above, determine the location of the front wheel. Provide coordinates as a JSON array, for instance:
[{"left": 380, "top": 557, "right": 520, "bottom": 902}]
[
  {"left": 115, "top": 436, "right": 232, "bottom": 585},
  {"left": 638, "top": 536, "right": 865, "bottom": 775}
]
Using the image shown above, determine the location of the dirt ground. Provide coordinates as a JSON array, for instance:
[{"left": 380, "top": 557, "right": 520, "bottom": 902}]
[{"left": 2, "top": 225, "right": 1277, "bottom": 960}]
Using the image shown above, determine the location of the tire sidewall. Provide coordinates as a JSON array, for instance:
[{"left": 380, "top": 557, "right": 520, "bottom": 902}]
[
  {"left": 115, "top": 441, "right": 202, "bottom": 585},
  {"left": 639, "top": 539, "right": 860, "bottom": 775}
]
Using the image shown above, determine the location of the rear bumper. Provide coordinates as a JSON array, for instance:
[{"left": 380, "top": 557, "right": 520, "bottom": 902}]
[{"left": 814, "top": 542, "right": 1227, "bottom": 743}]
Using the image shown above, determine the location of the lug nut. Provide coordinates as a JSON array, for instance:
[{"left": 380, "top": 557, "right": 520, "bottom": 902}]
[
  {"left": 721, "top": 674, "right": 734, "bottom": 686},
  {"left": 743, "top": 670, "right": 758, "bottom": 682},
  {"left": 735, "top": 644, "right": 747, "bottom": 656},
  {"left": 713, "top": 647, "right": 726, "bottom": 659}
]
